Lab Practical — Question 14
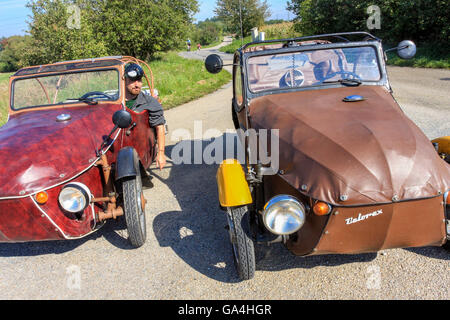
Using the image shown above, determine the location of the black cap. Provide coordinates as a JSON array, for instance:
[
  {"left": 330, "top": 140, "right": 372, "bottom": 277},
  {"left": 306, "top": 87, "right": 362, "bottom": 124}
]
[{"left": 124, "top": 63, "right": 144, "bottom": 81}]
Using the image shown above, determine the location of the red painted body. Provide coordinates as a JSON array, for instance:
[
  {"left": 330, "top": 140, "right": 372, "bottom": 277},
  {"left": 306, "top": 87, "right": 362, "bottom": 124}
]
[
  {"left": 0, "top": 58, "right": 158, "bottom": 242},
  {"left": 0, "top": 104, "right": 120, "bottom": 197}
]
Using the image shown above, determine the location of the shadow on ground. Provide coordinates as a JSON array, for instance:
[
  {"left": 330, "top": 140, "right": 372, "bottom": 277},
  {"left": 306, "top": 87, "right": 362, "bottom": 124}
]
[
  {"left": 1, "top": 133, "right": 447, "bottom": 281},
  {"left": 151, "top": 134, "right": 434, "bottom": 283},
  {"left": 0, "top": 217, "right": 139, "bottom": 257}
]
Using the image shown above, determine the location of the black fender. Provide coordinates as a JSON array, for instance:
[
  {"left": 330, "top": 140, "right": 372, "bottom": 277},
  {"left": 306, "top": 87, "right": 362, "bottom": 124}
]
[{"left": 115, "top": 147, "right": 141, "bottom": 181}]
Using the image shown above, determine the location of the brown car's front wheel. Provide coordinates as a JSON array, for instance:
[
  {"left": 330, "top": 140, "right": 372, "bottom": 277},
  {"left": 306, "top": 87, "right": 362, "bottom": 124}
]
[
  {"left": 122, "top": 172, "right": 147, "bottom": 248},
  {"left": 226, "top": 206, "right": 256, "bottom": 280},
  {"left": 443, "top": 241, "right": 450, "bottom": 251}
]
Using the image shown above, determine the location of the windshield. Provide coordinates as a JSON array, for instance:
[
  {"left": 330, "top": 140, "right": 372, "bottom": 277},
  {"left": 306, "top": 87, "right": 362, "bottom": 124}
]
[
  {"left": 12, "top": 69, "right": 120, "bottom": 110},
  {"left": 247, "top": 46, "right": 381, "bottom": 92}
]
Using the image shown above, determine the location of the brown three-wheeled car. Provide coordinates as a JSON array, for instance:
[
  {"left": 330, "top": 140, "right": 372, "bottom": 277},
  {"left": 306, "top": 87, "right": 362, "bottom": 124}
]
[{"left": 206, "top": 32, "right": 450, "bottom": 280}]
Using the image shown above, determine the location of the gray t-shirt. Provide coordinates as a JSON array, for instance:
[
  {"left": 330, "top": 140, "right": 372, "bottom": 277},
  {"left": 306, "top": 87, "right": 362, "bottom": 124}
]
[{"left": 126, "top": 92, "right": 165, "bottom": 127}]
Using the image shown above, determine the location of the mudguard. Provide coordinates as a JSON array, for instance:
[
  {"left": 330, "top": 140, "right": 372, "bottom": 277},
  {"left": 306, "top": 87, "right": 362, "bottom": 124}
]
[
  {"left": 217, "top": 159, "right": 252, "bottom": 207},
  {"left": 115, "top": 147, "right": 140, "bottom": 180}
]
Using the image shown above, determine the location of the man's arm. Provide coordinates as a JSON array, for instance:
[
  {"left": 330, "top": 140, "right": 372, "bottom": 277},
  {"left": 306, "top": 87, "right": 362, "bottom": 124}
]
[
  {"left": 155, "top": 124, "right": 166, "bottom": 170},
  {"left": 135, "top": 93, "right": 166, "bottom": 169}
]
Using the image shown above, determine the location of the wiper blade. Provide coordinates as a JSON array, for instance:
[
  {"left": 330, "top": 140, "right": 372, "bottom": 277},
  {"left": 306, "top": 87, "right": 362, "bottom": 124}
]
[
  {"left": 65, "top": 97, "right": 98, "bottom": 105},
  {"left": 322, "top": 78, "right": 362, "bottom": 87}
]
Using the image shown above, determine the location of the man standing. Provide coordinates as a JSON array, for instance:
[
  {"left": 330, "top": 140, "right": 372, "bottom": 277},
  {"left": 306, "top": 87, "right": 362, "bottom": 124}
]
[{"left": 124, "top": 63, "right": 166, "bottom": 170}]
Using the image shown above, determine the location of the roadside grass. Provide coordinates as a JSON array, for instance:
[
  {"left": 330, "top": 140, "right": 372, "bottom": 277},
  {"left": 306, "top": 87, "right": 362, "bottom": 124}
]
[
  {"left": 148, "top": 51, "right": 231, "bottom": 109},
  {"left": 0, "top": 73, "right": 12, "bottom": 126},
  {"left": 385, "top": 43, "right": 450, "bottom": 69},
  {"left": 0, "top": 52, "right": 231, "bottom": 127},
  {"left": 220, "top": 23, "right": 301, "bottom": 54},
  {"left": 219, "top": 36, "right": 253, "bottom": 53}
]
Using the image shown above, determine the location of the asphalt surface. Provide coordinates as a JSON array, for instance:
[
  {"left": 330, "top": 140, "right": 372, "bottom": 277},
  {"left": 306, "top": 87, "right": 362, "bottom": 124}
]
[{"left": 0, "top": 39, "right": 448, "bottom": 300}]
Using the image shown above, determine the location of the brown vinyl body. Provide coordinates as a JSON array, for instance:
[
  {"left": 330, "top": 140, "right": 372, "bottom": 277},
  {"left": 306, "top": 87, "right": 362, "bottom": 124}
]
[
  {"left": 249, "top": 86, "right": 450, "bottom": 206},
  {"left": 250, "top": 85, "right": 449, "bottom": 255}
]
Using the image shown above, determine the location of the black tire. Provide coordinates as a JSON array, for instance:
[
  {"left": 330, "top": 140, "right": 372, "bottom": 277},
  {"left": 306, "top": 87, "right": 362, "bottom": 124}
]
[
  {"left": 443, "top": 241, "right": 450, "bottom": 251},
  {"left": 226, "top": 206, "right": 256, "bottom": 280},
  {"left": 231, "top": 103, "right": 239, "bottom": 130},
  {"left": 122, "top": 172, "right": 147, "bottom": 248}
]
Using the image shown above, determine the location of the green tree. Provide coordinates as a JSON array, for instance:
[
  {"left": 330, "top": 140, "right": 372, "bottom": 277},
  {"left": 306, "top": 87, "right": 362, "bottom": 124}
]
[
  {"left": 191, "top": 20, "right": 223, "bottom": 46},
  {"left": 287, "top": 0, "right": 450, "bottom": 44},
  {"left": 214, "top": 0, "right": 271, "bottom": 36},
  {"left": 23, "top": 0, "right": 199, "bottom": 65},
  {"left": 25, "top": 0, "right": 109, "bottom": 66},
  {"left": 0, "top": 36, "right": 34, "bottom": 72},
  {"left": 0, "top": 37, "right": 6, "bottom": 51},
  {"left": 95, "top": 0, "right": 199, "bottom": 59}
]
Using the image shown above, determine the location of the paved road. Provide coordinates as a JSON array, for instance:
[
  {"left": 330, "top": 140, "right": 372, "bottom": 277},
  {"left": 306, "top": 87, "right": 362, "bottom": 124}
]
[
  {"left": 0, "top": 40, "right": 448, "bottom": 300},
  {"left": 179, "top": 36, "right": 234, "bottom": 63}
]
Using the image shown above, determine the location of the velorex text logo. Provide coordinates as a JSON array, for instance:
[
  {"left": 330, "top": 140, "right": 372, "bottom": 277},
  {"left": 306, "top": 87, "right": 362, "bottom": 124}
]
[{"left": 345, "top": 209, "right": 383, "bottom": 225}]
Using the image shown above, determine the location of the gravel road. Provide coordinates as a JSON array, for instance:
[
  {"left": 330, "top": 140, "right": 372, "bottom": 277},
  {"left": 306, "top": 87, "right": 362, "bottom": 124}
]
[{"left": 0, "top": 39, "right": 448, "bottom": 300}]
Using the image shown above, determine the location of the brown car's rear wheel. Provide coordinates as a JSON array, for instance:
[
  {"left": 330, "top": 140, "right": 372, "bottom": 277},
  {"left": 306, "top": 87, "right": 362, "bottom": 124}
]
[
  {"left": 122, "top": 172, "right": 147, "bottom": 248},
  {"left": 226, "top": 206, "right": 256, "bottom": 280},
  {"left": 443, "top": 241, "right": 450, "bottom": 251}
]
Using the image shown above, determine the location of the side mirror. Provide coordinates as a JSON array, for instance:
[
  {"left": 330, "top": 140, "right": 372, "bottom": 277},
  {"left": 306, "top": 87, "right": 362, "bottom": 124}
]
[
  {"left": 396, "top": 40, "right": 416, "bottom": 59},
  {"left": 205, "top": 54, "right": 223, "bottom": 74},
  {"left": 97, "top": 109, "right": 133, "bottom": 155},
  {"left": 112, "top": 110, "right": 132, "bottom": 129}
]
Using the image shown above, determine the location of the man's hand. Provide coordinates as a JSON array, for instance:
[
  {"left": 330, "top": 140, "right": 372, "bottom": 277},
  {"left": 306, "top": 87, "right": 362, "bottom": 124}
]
[
  {"left": 155, "top": 124, "right": 166, "bottom": 170},
  {"left": 156, "top": 151, "right": 166, "bottom": 170}
]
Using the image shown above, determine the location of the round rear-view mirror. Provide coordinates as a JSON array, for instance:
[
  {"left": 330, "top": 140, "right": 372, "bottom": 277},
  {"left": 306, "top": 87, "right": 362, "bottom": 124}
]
[
  {"left": 397, "top": 40, "right": 417, "bottom": 59},
  {"left": 205, "top": 54, "right": 223, "bottom": 74},
  {"left": 113, "top": 110, "right": 132, "bottom": 129}
]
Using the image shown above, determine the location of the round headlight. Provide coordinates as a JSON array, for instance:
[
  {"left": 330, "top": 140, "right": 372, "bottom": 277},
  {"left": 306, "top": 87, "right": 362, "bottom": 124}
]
[
  {"left": 262, "top": 195, "right": 306, "bottom": 235},
  {"left": 58, "top": 183, "right": 90, "bottom": 213}
]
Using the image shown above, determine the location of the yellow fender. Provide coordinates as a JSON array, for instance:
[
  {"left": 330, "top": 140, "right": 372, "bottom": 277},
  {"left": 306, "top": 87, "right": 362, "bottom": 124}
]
[
  {"left": 216, "top": 159, "right": 252, "bottom": 207},
  {"left": 432, "top": 136, "right": 450, "bottom": 154}
]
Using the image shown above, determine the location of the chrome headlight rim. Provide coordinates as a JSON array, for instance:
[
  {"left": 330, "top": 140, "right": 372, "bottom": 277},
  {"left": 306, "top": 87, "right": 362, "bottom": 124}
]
[
  {"left": 58, "top": 182, "right": 91, "bottom": 214},
  {"left": 262, "top": 194, "right": 306, "bottom": 236}
]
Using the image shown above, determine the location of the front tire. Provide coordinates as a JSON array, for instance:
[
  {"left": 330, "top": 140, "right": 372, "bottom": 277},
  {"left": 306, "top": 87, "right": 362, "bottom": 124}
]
[
  {"left": 122, "top": 172, "right": 147, "bottom": 248},
  {"left": 226, "top": 206, "right": 256, "bottom": 280},
  {"left": 231, "top": 104, "right": 239, "bottom": 130}
]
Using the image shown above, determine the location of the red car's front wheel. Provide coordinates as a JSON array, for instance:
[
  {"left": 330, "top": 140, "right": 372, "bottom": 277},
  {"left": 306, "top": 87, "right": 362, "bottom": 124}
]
[{"left": 122, "top": 172, "right": 147, "bottom": 248}]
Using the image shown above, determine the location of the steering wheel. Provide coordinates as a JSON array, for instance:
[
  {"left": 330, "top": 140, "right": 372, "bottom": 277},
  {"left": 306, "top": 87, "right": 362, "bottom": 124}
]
[
  {"left": 321, "top": 71, "right": 361, "bottom": 82},
  {"left": 81, "top": 91, "right": 114, "bottom": 100},
  {"left": 279, "top": 69, "right": 305, "bottom": 88}
]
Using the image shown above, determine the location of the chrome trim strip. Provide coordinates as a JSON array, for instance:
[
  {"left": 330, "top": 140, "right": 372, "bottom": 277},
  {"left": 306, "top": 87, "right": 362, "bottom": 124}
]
[{"left": 30, "top": 196, "right": 99, "bottom": 240}]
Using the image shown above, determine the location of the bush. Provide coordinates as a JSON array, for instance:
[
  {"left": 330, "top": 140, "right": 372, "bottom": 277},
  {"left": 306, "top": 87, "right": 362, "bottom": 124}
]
[
  {"left": 287, "top": 0, "right": 450, "bottom": 44},
  {"left": 0, "top": 62, "right": 8, "bottom": 73},
  {"left": 190, "top": 20, "right": 224, "bottom": 46}
]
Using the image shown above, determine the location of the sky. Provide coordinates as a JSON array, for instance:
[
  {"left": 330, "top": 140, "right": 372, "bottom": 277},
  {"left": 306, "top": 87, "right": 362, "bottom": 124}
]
[
  {"left": 0, "top": 0, "right": 30, "bottom": 38},
  {"left": 194, "top": 0, "right": 292, "bottom": 22},
  {"left": 0, "top": 0, "right": 293, "bottom": 38}
]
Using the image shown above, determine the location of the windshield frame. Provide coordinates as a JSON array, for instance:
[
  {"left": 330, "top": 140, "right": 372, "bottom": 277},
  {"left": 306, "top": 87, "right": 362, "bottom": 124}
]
[
  {"left": 10, "top": 67, "right": 122, "bottom": 112},
  {"left": 242, "top": 41, "right": 388, "bottom": 100}
]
